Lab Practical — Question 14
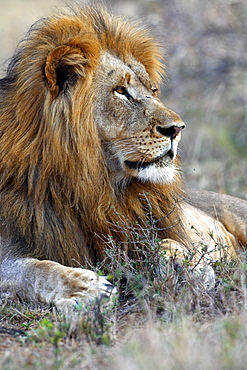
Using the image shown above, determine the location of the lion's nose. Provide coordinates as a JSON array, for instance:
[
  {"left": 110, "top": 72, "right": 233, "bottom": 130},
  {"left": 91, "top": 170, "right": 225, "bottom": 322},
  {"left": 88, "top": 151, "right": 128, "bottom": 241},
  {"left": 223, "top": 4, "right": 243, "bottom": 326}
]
[{"left": 156, "top": 124, "right": 186, "bottom": 139}]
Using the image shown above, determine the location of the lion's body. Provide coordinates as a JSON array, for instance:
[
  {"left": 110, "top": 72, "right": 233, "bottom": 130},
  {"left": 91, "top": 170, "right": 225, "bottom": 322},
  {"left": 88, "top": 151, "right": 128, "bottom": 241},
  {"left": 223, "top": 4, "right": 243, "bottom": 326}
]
[{"left": 0, "top": 6, "right": 246, "bottom": 308}]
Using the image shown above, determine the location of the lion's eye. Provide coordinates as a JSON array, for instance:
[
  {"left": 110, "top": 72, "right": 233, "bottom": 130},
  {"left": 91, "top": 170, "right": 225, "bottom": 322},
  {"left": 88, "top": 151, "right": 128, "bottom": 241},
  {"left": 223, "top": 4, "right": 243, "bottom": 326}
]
[
  {"left": 115, "top": 86, "right": 127, "bottom": 95},
  {"left": 114, "top": 86, "right": 134, "bottom": 102}
]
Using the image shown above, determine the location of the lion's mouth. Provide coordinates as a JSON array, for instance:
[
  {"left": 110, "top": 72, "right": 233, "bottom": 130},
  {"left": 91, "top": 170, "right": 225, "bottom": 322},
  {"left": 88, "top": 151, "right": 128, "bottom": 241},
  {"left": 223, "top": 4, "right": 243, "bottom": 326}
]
[{"left": 124, "top": 148, "right": 174, "bottom": 170}]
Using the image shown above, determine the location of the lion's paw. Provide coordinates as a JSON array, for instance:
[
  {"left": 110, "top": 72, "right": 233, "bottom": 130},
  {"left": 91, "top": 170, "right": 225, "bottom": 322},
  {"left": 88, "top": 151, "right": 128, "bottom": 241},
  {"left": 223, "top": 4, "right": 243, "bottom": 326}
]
[
  {"left": 190, "top": 264, "right": 216, "bottom": 291},
  {"left": 53, "top": 268, "right": 117, "bottom": 312}
]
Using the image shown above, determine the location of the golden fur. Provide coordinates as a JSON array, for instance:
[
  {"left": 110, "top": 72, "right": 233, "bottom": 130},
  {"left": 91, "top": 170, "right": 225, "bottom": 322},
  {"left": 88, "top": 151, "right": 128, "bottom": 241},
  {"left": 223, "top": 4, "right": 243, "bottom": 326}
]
[{"left": 0, "top": 6, "right": 184, "bottom": 267}]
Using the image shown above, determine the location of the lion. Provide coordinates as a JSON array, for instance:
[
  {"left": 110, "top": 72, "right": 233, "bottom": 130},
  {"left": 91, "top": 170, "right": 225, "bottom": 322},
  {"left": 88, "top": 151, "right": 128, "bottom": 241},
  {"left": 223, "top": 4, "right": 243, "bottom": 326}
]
[{"left": 0, "top": 6, "right": 246, "bottom": 310}]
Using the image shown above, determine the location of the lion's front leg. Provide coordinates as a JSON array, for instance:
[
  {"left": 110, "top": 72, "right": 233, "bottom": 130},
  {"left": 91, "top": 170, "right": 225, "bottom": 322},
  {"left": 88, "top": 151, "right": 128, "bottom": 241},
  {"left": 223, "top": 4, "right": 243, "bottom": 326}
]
[{"left": 0, "top": 257, "right": 116, "bottom": 310}]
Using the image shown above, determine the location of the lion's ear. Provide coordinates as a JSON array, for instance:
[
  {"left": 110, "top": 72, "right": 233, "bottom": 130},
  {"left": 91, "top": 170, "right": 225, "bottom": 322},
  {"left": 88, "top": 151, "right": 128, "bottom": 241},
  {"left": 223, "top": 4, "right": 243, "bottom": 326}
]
[{"left": 45, "top": 40, "right": 99, "bottom": 98}]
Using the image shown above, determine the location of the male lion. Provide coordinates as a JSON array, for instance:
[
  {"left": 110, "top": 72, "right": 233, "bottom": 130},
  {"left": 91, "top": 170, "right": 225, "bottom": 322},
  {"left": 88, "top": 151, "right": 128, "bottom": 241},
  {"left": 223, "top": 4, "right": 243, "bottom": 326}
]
[{"left": 0, "top": 6, "right": 246, "bottom": 310}]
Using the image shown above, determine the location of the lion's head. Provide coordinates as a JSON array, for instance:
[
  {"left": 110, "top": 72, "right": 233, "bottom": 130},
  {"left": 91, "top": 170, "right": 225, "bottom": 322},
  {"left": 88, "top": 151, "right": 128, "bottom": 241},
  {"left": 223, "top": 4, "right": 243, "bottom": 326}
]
[
  {"left": 0, "top": 6, "right": 186, "bottom": 266},
  {"left": 94, "top": 52, "right": 185, "bottom": 185}
]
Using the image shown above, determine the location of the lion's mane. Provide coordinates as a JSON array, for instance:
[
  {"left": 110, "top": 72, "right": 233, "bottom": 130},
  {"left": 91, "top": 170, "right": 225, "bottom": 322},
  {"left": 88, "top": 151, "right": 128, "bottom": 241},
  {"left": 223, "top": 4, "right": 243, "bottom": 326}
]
[{"left": 0, "top": 7, "right": 184, "bottom": 267}]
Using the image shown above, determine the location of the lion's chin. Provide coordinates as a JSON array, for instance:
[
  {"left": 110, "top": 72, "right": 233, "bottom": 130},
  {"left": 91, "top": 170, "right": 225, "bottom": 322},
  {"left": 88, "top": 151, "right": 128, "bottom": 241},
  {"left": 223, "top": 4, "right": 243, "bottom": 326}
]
[
  {"left": 123, "top": 155, "right": 176, "bottom": 184},
  {"left": 136, "top": 163, "right": 176, "bottom": 184}
]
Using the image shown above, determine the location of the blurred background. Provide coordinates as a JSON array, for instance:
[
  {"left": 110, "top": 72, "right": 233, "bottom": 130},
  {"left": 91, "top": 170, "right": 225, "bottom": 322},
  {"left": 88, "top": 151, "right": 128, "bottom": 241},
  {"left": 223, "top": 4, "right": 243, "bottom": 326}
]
[{"left": 0, "top": 0, "right": 246, "bottom": 199}]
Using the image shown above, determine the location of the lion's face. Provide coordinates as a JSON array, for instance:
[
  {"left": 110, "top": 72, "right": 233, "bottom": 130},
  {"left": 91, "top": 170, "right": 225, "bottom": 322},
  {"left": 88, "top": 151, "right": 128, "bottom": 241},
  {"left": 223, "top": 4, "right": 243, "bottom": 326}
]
[{"left": 94, "top": 53, "right": 185, "bottom": 184}]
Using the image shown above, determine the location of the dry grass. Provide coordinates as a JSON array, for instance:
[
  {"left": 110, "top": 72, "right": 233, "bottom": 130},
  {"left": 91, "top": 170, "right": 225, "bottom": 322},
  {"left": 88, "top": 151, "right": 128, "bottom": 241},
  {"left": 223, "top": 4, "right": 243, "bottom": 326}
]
[
  {"left": 109, "top": 314, "right": 247, "bottom": 370},
  {"left": 1, "top": 235, "right": 247, "bottom": 369},
  {"left": 0, "top": 0, "right": 247, "bottom": 368},
  {"left": 2, "top": 312, "right": 247, "bottom": 369}
]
